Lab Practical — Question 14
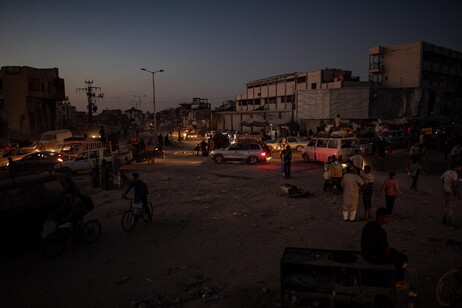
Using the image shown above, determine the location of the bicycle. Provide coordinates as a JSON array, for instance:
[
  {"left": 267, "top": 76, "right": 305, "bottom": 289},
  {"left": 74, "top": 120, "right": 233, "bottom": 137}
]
[
  {"left": 42, "top": 219, "right": 101, "bottom": 258},
  {"left": 436, "top": 239, "right": 462, "bottom": 306},
  {"left": 121, "top": 196, "right": 153, "bottom": 232}
]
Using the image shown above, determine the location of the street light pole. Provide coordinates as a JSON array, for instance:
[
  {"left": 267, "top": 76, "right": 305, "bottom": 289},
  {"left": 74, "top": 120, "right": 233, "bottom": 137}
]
[{"left": 141, "top": 68, "right": 164, "bottom": 140}]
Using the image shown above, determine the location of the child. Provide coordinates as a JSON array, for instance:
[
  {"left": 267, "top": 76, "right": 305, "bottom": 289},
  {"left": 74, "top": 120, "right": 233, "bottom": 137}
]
[
  {"left": 379, "top": 172, "right": 403, "bottom": 214},
  {"left": 409, "top": 157, "right": 426, "bottom": 192}
]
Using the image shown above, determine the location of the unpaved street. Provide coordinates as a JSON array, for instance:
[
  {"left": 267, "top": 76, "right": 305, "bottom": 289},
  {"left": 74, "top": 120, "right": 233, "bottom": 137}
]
[{"left": 2, "top": 141, "right": 462, "bottom": 307}]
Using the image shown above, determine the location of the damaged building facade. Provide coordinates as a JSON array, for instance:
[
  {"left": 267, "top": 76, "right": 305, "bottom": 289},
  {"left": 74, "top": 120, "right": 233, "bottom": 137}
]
[
  {"left": 214, "top": 41, "right": 462, "bottom": 133},
  {"left": 368, "top": 41, "right": 462, "bottom": 119},
  {"left": 0, "top": 66, "right": 65, "bottom": 138},
  {"left": 215, "top": 69, "right": 362, "bottom": 132}
]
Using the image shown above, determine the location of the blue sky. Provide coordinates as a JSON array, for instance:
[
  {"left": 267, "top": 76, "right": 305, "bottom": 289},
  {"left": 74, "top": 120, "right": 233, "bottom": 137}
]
[{"left": 2, "top": 0, "right": 462, "bottom": 112}]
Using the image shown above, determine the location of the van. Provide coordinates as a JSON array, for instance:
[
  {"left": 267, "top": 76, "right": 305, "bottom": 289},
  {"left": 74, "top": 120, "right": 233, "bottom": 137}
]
[
  {"left": 302, "top": 137, "right": 360, "bottom": 163},
  {"left": 39, "top": 129, "right": 73, "bottom": 150}
]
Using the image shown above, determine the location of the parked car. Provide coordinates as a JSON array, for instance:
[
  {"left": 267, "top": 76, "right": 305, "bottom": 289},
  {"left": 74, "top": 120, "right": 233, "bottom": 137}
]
[
  {"left": 264, "top": 137, "right": 306, "bottom": 152},
  {"left": 210, "top": 143, "right": 271, "bottom": 164},
  {"left": 302, "top": 137, "right": 360, "bottom": 163},
  {"left": 0, "top": 173, "right": 80, "bottom": 252},
  {"left": 12, "top": 151, "right": 71, "bottom": 174},
  {"left": 0, "top": 148, "right": 38, "bottom": 168},
  {"left": 379, "top": 130, "right": 410, "bottom": 149}
]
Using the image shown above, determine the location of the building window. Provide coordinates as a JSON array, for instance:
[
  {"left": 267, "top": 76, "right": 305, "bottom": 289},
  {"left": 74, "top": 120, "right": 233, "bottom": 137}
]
[
  {"left": 268, "top": 97, "right": 276, "bottom": 104},
  {"left": 0, "top": 78, "right": 2, "bottom": 90},
  {"left": 281, "top": 96, "right": 285, "bottom": 103},
  {"left": 311, "top": 83, "right": 317, "bottom": 89},
  {"left": 296, "top": 77, "right": 306, "bottom": 83}
]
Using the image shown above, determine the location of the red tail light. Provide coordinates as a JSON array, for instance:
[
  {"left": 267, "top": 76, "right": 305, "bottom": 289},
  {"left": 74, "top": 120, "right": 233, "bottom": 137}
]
[{"left": 261, "top": 152, "right": 266, "bottom": 156}]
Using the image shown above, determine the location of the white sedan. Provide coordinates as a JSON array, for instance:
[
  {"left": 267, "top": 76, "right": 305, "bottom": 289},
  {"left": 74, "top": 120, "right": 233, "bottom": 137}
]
[{"left": 263, "top": 137, "right": 306, "bottom": 152}]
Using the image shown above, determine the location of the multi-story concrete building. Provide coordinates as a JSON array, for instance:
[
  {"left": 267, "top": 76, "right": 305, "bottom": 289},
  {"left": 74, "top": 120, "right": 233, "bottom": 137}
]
[
  {"left": 180, "top": 98, "right": 212, "bottom": 130},
  {"left": 216, "top": 69, "right": 366, "bottom": 132},
  {"left": 369, "top": 41, "right": 462, "bottom": 118},
  {"left": 56, "top": 99, "right": 76, "bottom": 129},
  {"left": 0, "top": 66, "right": 65, "bottom": 137}
]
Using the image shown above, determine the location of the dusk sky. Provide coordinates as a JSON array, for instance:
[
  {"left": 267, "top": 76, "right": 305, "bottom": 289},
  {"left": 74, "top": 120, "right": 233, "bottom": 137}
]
[{"left": 2, "top": 0, "right": 462, "bottom": 113}]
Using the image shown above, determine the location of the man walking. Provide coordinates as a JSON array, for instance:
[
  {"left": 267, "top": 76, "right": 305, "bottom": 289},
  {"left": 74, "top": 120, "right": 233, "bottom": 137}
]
[
  {"left": 441, "top": 164, "right": 461, "bottom": 226},
  {"left": 349, "top": 149, "right": 364, "bottom": 175},
  {"left": 280, "top": 145, "right": 292, "bottom": 178},
  {"left": 361, "top": 207, "right": 409, "bottom": 290},
  {"left": 342, "top": 167, "right": 364, "bottom": 222},
  {"left": 360, "top": 165, "right": 374, "bottom": 220}
]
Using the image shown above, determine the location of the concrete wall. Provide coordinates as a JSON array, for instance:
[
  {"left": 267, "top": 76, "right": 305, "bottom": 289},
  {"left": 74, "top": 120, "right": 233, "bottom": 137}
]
[
  {"left": 0, "top": 66, "right": 64, "bottom": 137},
  {"left": 381, "top": 42, "right": 422, "bottom": 88}
]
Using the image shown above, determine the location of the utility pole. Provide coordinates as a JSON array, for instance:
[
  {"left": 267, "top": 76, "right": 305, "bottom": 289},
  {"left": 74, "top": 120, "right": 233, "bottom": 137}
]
[
  {"left": 76, "top": 80, "right": 104, "bottom": 125},
  {"left": 132, "top": 95, "right": 146, "bottom": 128}
]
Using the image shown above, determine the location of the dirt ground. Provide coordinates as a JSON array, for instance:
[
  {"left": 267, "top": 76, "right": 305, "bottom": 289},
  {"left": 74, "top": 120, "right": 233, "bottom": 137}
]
[{"left": 2, "top": 138, "right": 462, "bottom": 308}]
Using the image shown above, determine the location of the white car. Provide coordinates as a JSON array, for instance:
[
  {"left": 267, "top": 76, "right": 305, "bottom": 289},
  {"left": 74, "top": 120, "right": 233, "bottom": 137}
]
[{"left": 263, "top": 137, "right": 306, "bottom": 152}]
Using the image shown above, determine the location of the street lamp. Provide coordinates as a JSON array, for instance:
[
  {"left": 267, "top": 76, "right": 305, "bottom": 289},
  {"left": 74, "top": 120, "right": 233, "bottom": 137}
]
[{"left": 141, "top": 68, "right": 164, "bottom": 140}]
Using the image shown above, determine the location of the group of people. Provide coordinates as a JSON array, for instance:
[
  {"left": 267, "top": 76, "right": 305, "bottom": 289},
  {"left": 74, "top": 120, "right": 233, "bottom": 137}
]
[
  {"left": 338, "top": 141, "right": 462, "bottom": 293},
  {"left": 334, "top": 150, "right": 410, "bottom": 290}
]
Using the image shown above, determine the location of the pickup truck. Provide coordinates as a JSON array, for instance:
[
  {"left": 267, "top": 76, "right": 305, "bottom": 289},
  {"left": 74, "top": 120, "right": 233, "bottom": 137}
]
[{"left": 57, "top": 148, "right": 132, "bottom": 175}]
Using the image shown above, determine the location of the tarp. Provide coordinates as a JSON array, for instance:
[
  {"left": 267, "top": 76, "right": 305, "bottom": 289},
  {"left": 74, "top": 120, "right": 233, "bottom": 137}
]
[
  {"left": 297, "top": 88, "right": 369, "bottom": 119},
  {"left": 268, "top": 118, "right": 292, "bottom": 126},
  {"left": 373, "top": 118, "right": 408, "bottom": 126},
  {"left": 240, "top": 119, "right": 268, "bottom": 127}
]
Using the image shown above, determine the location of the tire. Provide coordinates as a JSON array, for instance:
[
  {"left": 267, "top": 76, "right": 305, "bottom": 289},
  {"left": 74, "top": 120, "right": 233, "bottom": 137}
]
[
  {"left": 147, "top": 158, "right": 155, "bottom": 165},
  {"left": 121, "top": 210, "right": 136, "bottom": 232},
  {"left": 296, "top": 145, "right": 303, "bottom": 152},
  {"left": 81, "top": 220, "right": 101, "bottom": 243},
  {"left": 42, "top": 231, "right": 68, "bottom": 258},
  {"left": 248, "top": 156, "right": 258, "bottom": 165},
  {"left": 302, "top": 153, "right": 310, "bottom": 163},
  {"left": 214, "top": 155, "right": 224, "bottom": 164},
  {"left": 436, "top": 268, "right": 462, "bottom": 307},
  {"left": 142, "top": 202, "right": 154, "bottom": 222}
]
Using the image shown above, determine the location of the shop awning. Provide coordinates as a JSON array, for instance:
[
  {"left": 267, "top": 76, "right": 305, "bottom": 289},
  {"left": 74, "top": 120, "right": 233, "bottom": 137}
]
[
  {"left": 268, "top": 118, "right": 292, "bottom": 126},
  {"left": 240, "top": 119, "right": 268, "bottom": 127}
]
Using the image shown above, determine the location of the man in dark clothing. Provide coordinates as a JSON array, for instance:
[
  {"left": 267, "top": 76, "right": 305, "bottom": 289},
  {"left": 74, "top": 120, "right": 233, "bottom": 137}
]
[
  {"left": 361, "top": 207, "right": 408, "bottom": 289},
  {"left": 99, "top": 126, "right": 107, "bottom": 144},
  {"left": 158, "top": 134, "right": 164, "bottom": 148},
  {"left": 280, "top": 145, "right": 292, "bottom": 178},
  {"left": 123, "top": 173, "right": 151, "bottom": 220}
]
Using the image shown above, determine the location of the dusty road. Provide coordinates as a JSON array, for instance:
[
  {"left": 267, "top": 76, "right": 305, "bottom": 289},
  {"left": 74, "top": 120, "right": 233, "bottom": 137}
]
[{"left": 2, "top": 140, "right": 462, "bottom": 308}]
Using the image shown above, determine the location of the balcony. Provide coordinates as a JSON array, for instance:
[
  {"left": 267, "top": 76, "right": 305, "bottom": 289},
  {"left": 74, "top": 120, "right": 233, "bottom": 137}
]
[{"left": 369, "top": 63, "right": 384, "bottom": 73}]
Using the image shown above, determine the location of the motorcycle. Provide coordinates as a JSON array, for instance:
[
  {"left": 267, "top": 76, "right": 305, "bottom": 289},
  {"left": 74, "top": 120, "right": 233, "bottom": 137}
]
[{"left": 323, "top": 162, "right": 350, "bottom": 194}]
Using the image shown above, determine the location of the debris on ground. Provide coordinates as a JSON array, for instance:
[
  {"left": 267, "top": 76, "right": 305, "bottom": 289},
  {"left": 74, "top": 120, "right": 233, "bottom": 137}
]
[
  {"left": 114, "top": 275, "right": 129, "bottom": 284},
  {"left": 131, "top": 295, "right": 163, "bottom": 307},
  {"left": 185, "top": 275, "right": 207, "bottom": 287},
  {"left": 280, "top": 184, "right": 312, "bottom": 198},
  {"left": 199, "top": 285, "right": 222, "bottom": 298}
]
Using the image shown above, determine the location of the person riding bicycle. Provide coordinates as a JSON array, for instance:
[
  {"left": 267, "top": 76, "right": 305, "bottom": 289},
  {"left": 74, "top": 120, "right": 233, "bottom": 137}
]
[
  {"left": 50, "top": 189, "right": 88, "bottom": 228},
  {"left": 123, "top": 172, "right": 151, "bottom": 219}
]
